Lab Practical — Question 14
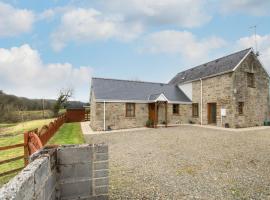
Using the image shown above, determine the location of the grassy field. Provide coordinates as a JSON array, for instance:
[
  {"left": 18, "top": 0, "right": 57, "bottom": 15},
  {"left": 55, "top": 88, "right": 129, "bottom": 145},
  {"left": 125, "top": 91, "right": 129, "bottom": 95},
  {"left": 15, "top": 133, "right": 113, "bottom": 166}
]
[
  {"left": 9, "top": 109, "right": 65, "bottom": 123},
  {"left": 0, "top": 118, "right": 54, "bottom": 187},
  {"left": 13, "top": 110, "right": 54, "bottom": 122},
  {"left": 0, "top": 118, "right": 54, "bottom": 136},
  {"left": 0, "top": 120, "right": 84, "bottom": 187},
  {"left": 48, "top": 123, "right": 85, "bottom": 145}
]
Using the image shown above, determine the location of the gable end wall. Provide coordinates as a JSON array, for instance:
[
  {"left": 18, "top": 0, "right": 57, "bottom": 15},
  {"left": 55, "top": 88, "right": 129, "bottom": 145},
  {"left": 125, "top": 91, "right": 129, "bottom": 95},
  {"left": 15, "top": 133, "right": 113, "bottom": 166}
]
[{"left": 232, "top": 53, "right": 269, "bottom": 127}]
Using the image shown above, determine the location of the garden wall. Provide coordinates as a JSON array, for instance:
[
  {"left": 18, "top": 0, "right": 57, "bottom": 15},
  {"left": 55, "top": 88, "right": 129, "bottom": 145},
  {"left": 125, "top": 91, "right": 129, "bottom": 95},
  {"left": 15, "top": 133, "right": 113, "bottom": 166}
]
[{"left": 0, "top": 144, "right": 109, "bottom": 200}]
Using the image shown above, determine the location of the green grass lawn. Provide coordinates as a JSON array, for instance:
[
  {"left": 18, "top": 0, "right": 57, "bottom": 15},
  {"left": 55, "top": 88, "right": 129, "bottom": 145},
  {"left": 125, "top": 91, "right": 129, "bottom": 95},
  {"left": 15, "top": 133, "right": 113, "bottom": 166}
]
[
  {"left": 0, "top": 118, "right": 54, "bottom": 136},
  {"left": 0, "top": 121, "right": 84, "bottom": 187},
  {"left": 0, "top": 118, "right": 55, "bottom": 187},
  {"left": 48, "top": 123, "right": 85, "bottom": 145}
]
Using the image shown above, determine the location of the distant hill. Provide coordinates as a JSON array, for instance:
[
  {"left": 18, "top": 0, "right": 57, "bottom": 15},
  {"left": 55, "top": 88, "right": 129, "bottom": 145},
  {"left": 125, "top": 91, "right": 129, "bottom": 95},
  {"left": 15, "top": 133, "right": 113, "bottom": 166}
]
[
  {"left": 0, "top": 90, "right": 87, "bottom": 111},
  {"left": 0, "top": 90, "right": 88, "bottom": 123},
  {"left": 0, "top": 90, "right": 56, "bottom": 110}
]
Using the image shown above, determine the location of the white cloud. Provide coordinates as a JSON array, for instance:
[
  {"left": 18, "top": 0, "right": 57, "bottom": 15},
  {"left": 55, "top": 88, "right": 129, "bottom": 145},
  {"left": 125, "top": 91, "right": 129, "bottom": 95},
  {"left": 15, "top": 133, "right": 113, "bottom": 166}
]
[
  {"left": 38, "top": 9, "right": 57, "bottom": 21},
  {"left": 0, "top": 44, "right": 92, "bottom": 101},
  {"left": 237, "top": 34, "right": 270, "bottom": 72},
  {"left": 220, "top": 0, "right": 270, "bottom": 16},
  {"left": 51, "top": 8, "right": 143, "bottom": 51},
  {"left": 0, "top": 2, "right": 35, "bottom": 37},
  {"left": 141, "top": 30, "right": 226, "bottom": 63},
  {"left": 98, "top": 0, "right": 211, "bottom": 28}
]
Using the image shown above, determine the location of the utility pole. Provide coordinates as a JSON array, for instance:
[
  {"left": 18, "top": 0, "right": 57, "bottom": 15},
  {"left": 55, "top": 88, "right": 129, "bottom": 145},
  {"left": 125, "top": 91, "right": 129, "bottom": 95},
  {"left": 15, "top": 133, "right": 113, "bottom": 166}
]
[{"left": 42, "top": 98, "right": 45, "bottom": 119}]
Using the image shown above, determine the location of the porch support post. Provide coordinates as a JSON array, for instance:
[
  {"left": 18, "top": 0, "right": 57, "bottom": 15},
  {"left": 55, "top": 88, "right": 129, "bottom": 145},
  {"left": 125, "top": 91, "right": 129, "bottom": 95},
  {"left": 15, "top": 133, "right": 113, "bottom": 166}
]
[{"left": 165, "top": 102, "right": 168, "bottom": 127}]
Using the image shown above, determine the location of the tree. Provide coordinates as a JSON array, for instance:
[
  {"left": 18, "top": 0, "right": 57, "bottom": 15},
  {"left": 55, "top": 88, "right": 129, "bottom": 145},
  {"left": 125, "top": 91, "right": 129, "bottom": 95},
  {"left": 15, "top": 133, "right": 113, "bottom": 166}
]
[{"left": 53, "top": 88, "right": 73, "bottom": 116}]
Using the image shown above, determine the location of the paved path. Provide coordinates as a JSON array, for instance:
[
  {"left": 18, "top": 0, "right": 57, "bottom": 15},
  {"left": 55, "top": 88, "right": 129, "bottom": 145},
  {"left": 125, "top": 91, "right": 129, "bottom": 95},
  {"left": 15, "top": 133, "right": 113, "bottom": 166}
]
[
  {"left": 81, "top": 122, "right": 270, "bottom": 136},
  {"left": 80, "top": 121, "right": 94, "bottom": 135},
  {"left": 190, "top": 124, "right": 270, "bottom": 132},
  {"left": 80, "top": 121, "right": 149, "bottom": 135}
]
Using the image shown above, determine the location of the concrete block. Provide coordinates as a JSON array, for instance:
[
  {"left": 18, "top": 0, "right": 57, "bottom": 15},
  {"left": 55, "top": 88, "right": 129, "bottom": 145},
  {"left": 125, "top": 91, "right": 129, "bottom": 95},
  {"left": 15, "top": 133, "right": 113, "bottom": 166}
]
[
  {"left": 58, "top": 163, "right": 92, "bottom": 180},
  {"left": 49, "top": 151, "right": 57, "bottom": 170},
  {"left": 1, "top": 170, "right": 35, "bottom": 200},
  {"left": 94, "top": 144, "right": 108, "bottom": 153},
  {"left": 94, "top": 161, "right": 108, "bottom": 170},
  {"left": 47, "top": 188, "right": 56, "bottom": 200},
  {"left": 89, "top": 195, "right": 109, "bottom": 200},
  {"left": 94, "top": 153, "right": 108, "bottom": 162},
  {"left": 35, "top": 189, "right": 45, "bottom": 200},
  {"left": 94, "top": 178, "right": 109, "bottom": 187},
  {"left": 60, "top": 180, "right": 92, "bottom": 198},
  {"left": 57, "top": 145, "right": 93, "bottom": 165},
  {"left": 44, "top": 171, "right": 57, "bottom": 200},
  {"left": 1, "top": 144, "right": 109, "bottom": 200},
  {"left": 95, "top": 186, "right": 108, "bottom": 195},
  {"left": 15, "top": 176, "right": 35, "bottom": 200},
  {"left": 34, "top": 157, "right": 50, "bottom": 190},
  {"left": 94, "top": 170, "right": 109, "bottom": 178}
]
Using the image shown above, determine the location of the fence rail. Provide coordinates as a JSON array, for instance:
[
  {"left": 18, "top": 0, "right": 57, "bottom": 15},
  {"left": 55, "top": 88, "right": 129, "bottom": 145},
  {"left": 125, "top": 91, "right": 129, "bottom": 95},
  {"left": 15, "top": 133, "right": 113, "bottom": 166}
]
[
  {"left": 0, "top": 113, "right": 66, "bottom": 177},
  {"left": 0, "top": 143, "right": 26, "bottom": 177},
  {"left": 0, "top": 143, "right": 24, "bottom": 151}
]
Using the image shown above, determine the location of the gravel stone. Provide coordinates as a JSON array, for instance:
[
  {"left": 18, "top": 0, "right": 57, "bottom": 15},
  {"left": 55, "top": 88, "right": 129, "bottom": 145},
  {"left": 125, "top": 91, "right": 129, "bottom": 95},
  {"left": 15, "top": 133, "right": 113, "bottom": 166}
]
[{"left": 84, "top": 125, "right": 270, "bottom": 199}]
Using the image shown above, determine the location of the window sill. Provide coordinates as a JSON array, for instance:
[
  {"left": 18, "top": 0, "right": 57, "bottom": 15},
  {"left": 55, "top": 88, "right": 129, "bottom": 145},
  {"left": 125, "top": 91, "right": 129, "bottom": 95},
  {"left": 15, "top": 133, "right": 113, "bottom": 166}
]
[
  {"left": 193, "top": 116, "right": 199, "bottom": 118},
  {"left": 173, "top": 113, "right": 180, "bottom": 116}
]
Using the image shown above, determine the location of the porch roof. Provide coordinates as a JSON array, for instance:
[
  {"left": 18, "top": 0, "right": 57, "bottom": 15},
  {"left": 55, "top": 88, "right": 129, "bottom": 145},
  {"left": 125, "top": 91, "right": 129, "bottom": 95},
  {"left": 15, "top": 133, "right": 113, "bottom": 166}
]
[{"left": 91, "top": 77, "right": 191, "bottom": 103}]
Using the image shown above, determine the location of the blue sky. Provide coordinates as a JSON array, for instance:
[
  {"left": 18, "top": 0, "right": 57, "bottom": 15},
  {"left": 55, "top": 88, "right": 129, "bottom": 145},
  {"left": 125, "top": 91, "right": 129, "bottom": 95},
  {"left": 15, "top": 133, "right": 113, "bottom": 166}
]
[{"left": 0, "top": 0, "right": 270, "bottom": 101}]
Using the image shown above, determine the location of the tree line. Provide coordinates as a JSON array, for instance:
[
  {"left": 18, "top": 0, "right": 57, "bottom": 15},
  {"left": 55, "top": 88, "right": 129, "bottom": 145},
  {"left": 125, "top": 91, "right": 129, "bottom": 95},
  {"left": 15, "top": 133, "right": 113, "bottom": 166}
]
[{"left": 0, "top": 90, "right": 87, "bottom": 123}]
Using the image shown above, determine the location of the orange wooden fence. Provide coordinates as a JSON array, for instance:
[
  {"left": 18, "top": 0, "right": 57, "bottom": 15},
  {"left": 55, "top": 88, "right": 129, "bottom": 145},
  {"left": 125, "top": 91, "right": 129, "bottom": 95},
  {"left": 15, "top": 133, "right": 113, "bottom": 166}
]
[{"left": 0, "top": 113, "right": 66, "bottom": 177}]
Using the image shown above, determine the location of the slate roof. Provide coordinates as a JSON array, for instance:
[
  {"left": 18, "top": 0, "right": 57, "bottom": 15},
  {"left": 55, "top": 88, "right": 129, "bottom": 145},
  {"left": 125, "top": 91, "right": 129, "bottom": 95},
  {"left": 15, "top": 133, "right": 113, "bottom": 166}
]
[
  {"left": 91, "top": 78, "right": 191, "bottom": 103},
  {"left": 169, "top": 48, "right": 252, "bottom": 84}
]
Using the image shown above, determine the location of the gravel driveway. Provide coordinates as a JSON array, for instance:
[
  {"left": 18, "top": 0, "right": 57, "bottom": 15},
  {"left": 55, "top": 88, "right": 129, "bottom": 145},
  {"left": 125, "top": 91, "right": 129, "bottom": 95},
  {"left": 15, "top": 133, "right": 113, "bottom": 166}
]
[{"left": 84, "top": 125, "right": 270, "bottom": 199}]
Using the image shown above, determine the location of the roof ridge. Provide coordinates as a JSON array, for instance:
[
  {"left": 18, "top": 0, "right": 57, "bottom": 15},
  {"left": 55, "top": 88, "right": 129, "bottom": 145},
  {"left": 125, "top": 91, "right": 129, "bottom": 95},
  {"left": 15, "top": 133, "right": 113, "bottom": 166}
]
[
  {"left": 176, "top": 47, "right": 252, "bottom": 75},
  {"left": 92, "top": 77, "right": 168, "bottom": 85}
]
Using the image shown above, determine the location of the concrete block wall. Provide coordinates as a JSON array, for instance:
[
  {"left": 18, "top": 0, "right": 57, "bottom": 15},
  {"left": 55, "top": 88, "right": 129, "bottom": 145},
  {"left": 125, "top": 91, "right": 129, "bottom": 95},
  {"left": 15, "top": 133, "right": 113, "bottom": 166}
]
[
  {"left": 58, "top": 144, "right": 109, "bottom": 200},
  {"left": 0, "top": 144, "right": 109, "bottom": 200},
  {"left": 0, "top": 146, "right": 58, "bottom": 200}
]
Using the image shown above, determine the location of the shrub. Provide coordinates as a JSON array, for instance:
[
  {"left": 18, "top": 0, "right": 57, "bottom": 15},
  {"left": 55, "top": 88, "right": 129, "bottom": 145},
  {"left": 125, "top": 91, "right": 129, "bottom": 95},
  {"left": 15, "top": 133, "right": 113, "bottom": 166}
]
[{"left": 146, "top": 119, "right": 153, "bottom": 127}]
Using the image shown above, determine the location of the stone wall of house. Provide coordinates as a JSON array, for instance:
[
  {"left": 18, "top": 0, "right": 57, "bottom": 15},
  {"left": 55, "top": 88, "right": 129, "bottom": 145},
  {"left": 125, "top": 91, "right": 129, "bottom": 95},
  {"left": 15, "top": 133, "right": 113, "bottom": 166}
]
[
  {"left": 192, "top": 73, "right": 234, "bottom": 127},
  {"left": 90, "top": 100, "right": 193, "bottom": 130},
  {"left": 232, "top": 53, "right": 269, "bottom": 128},
  {"left": 167, "top": 104, "right": 192, "bottom": 124},
  {"left": 90, "top": 92, "right": 96, "bottom": 128},
  {"left": 90, "top": 92, "right": 104, "bottom": 131},
  {"left": 191, "top": 53, "right": 269, "bottom": 128},
  {"left": 157, "top": 103, "right": 192, "bottom": 125},
  {"left": 91, "top": 102, "right": 149, "bottom": 131}
]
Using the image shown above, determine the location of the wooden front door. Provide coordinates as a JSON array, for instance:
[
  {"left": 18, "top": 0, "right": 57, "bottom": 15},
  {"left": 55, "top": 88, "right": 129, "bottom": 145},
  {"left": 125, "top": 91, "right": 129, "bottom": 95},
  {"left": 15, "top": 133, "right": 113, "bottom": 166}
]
[
  {"left": 149, "top": 103, "right": 157, "bottom": 127},
  {"left": 208, "top": 103, "right": 217, "bottom": 124}
]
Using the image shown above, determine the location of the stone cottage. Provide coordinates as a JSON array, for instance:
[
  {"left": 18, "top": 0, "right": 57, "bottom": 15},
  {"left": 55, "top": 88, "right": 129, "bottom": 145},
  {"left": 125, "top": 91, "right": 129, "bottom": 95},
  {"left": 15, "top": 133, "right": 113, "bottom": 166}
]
[{"left": 90, "top": 48, "right": 269, "bottom": 131}]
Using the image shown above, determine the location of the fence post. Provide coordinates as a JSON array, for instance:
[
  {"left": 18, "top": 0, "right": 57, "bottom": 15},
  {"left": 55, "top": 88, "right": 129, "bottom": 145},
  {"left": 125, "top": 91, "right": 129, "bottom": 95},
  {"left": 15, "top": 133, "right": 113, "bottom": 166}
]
[{"left": 24, "top": 132, "right": 29, "bottom": 166}]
